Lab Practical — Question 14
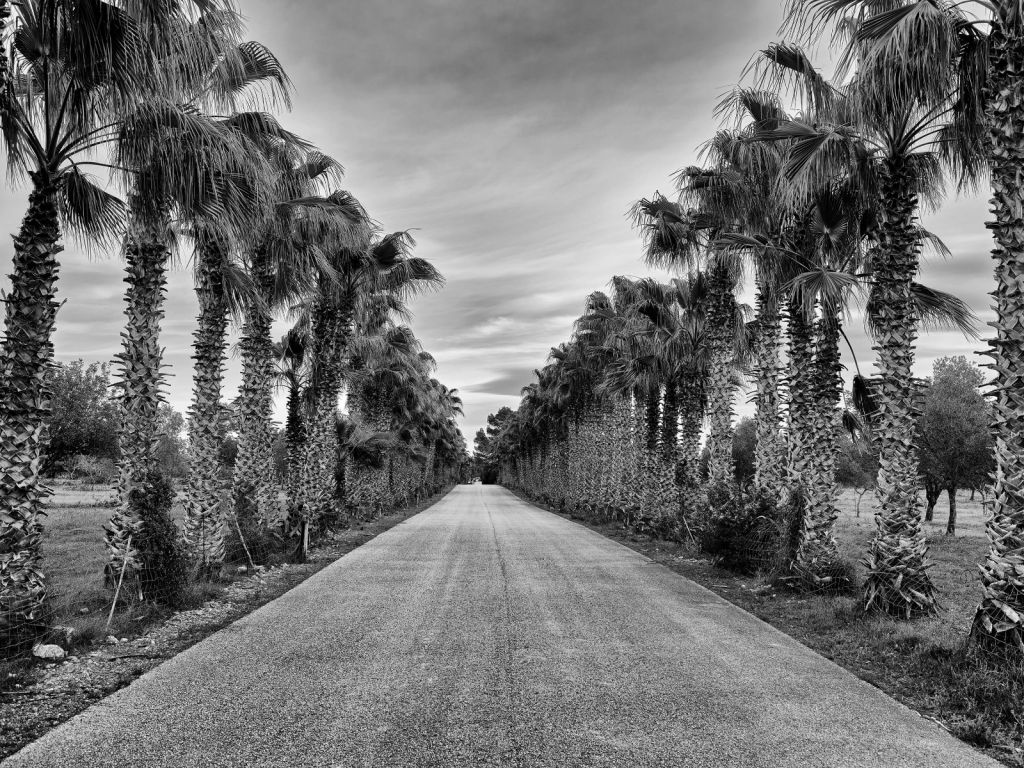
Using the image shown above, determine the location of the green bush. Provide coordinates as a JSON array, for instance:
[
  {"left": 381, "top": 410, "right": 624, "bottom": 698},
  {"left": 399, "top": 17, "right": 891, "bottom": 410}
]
[
  {"left": 129, "top": 472, "right": 189, "bottom": 607},
  {"left": 224, "top": 502, "right": 287, "bottom": 569},
  {"left": 700, "top": 484, "right": 786, "bottom": 575},
  {"left": 71, "top": 455, "right": 117, "bottom": 484}
]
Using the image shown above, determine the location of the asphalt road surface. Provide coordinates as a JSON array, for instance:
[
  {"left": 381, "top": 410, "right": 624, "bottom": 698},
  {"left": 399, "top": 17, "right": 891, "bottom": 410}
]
[{"left": 5, "top": 485, "right": 999, "bottom": 767}]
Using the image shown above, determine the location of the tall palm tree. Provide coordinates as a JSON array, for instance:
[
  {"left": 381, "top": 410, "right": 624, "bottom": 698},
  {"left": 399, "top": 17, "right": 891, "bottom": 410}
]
[
  {"left": 747, "top": 39, "right": 954, "bottom": 616},
  {"left": 0, "top": 0, "right": 218, "bottom": 646},
  {"left": 232, "top": 166, "right": 356, "bottom": 528},
  {"left": 801, "top": 0, "right": 1024, "bottom": 649},
  {"left": 295, "top": 229, "right": 440, "bottom": 543},
  {"left": 633, "top": 194, "right": 748, "bottom": 494},
  {"left": 107, "top": 22, "right": 290, "bottom": 587}
]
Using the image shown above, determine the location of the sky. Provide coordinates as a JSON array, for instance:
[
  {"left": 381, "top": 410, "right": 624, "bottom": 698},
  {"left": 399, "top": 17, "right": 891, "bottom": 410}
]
[{"left": 0, "top": 0, "right": 997, "bottom": 444}]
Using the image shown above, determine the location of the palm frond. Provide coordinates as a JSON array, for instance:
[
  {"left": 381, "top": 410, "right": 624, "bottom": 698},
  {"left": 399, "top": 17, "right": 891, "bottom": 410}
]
[{"left": 58, "top": 167, "right": 126, "bottom": 249}]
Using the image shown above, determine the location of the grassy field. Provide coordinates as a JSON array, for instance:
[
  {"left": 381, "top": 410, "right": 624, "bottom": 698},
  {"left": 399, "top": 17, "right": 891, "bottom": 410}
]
[
  {"left": 40, "top": 479, "right": 188, "bottom": 644},
  {"left": 831, "top": 487, "right": 987, "bottom": 646}
]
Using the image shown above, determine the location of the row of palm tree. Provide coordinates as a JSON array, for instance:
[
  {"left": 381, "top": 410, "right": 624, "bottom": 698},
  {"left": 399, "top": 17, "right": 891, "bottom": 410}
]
[
  {"left": 487, "top": 1, "right": 1024, "bottom": 653},
  {"left": 0, "top": 1, "right": 467, "bottom": 652}
]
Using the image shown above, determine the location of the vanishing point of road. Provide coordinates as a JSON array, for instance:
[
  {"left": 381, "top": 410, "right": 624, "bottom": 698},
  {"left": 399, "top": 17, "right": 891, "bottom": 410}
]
[{"left": 4, "top": 486, "right": 999, "bottom": 767}]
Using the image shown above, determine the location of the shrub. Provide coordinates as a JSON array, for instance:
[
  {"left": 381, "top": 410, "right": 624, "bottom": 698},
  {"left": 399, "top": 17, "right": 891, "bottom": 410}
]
[
  {"left": 71, "top": 454, "right": 117, "bottom": 485},
  {"left": 128, "top": 472, "right": 189, "bottom": 607},
  {"left": 223, "top": 507, "right": 287, "bottom": 569},
  {"left": 700, "top": 484, "right": 786, "bottom": 575},
  {"left": 775, "top": 489, "right": 858, "bottom": 596}
]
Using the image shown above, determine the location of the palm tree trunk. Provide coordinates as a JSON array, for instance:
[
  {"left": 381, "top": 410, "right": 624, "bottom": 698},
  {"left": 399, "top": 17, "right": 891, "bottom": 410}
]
[
  {"left": 106, "top": 206, "right": 170, "bottom": 583},
  {"left": 794, "top": 305, "right": 843, "bottom": 578},
  {"left": 283, "top": 373, "right": 305, "bottom": 537},
  {"left": 0, "top": 174, "right": 61, "bottom": 649},
  {"left": 233, "top": 249, "right": 278, "bottom": 526},
  {"left": 660, "top": 381, "right": 678, "bottom": 461},
  {"left": 753, "top": 288, "right": 784, "bottom": 497},
  {"left": 705, "top": 264, "right": 738, "bottom": 489},
  {"left": 182, "top": 236, "right": 230, "bottom": 574},
  {"left": 299, "top": 296, "right": 351, "bottom": 524},
  {"left": 974, "top": 11, "right": 1024, "bottom": 648},
  {"left": 786, "top": 300, "right": 813, "bottom": 491},
  {"left": 863, "top": 156, "right": 935, "bottom": 618},
  {"left": 644, "top": 387, "right": 660, "bottom": 453},
  {"left": 677, "top": 375, "right": 705, "bottom": 522}
]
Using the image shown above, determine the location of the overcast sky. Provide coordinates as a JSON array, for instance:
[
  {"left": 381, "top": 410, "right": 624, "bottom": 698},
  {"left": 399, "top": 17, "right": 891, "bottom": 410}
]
[{"left": 0, "top": 0, "right": 995, "bottom": 442}]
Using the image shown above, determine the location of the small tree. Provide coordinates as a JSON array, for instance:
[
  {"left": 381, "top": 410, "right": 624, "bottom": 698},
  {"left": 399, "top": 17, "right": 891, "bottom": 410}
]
[
  {"left": 45, "top": 360, "right": 120, "bottom": 475},
  {"left": 916, "top": 357, "right": 994, "bottom": 535},
  {"left": 836, "top": 432, "right": 877, "bottom": 518}
]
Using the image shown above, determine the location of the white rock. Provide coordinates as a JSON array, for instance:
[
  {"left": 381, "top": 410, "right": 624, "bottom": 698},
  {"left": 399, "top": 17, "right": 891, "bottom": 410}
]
[
  {"left": 105, "top": 635, "right": 119, "bottom": 644},
  {"left": 32, "top": 644, "right": 66, "bottom": 661}
]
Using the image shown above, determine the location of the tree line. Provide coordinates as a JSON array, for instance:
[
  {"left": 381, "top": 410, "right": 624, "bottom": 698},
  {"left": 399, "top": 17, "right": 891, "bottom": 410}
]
[
  {"left": 478, "top": 1, "right": 1024, "bottom": 655},
  {"left": 0, "top": 1, "right": 468, "bottom": 655}
]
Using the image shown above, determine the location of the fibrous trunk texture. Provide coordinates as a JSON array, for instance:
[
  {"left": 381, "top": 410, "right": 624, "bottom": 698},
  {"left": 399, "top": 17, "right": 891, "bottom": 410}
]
[
  {"left": 284, "top": 375, "right": 305, "bottom": 532},
  {"left": 862, "top": 157, "right": 935, "bottom": 618},
  {"left": 786, "top": 300, "right": 813, "bottom": 490},
  {"left": 794, "top": 303, "right": 843, "bottom": 578},
  {"left": 677, "top": 376, "right": 705, "bottom": 523},
  {"left": 0, "top": 175, "right": 61, "bottom": 650},
  {"left": 299, "top": 294, "right": 351, "bottom": 525},
  {"left": 106, "top": 204, "right": 170, "bottom": 586},
  {"left": 974, "top": 13, "right": 1024, "bottom": 650},
  {"left": 233, "top": 249, "right": 280, "bottom": 527},
  {"left": 705, "top": 265, "right": 738, "bottom": 490},
  {"left": 183, "top": 237, "right": 230, "bottom": 573},
  {"left": 753, "top": 287, "right": 784, "bottom": 497}
]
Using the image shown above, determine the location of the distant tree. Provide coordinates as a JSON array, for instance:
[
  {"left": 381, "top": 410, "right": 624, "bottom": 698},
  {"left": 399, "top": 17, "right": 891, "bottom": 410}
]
[
  {"left": 154, "top": 405, "right": 188, "bottom": 479},
  {"left": 916, "top": 357, "right": 994, "bottom": 535},
  {"left": 44, "top": 360, "right": 119, "bottom": 475},
  {"left": 271, "top": 427, "right": 288, "bottom": 481},
  {"left": 219, "top": 435, "right": 239, "bottom": 469},
  {"left": 732, "top": 417, "right": 757, "bottom": 486},
  {"left": 475, "top": 407, "right": 514, "bottom": 484},
  {"left": 835, "top": 430, "right": 877, "bottom": 517}
]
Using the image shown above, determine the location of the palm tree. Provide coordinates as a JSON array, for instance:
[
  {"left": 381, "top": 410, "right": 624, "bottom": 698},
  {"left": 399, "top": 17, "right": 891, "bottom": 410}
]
[
  {"left": 803, "top": 0, "right": 1024, "bottom": 649},
  {"left": 746, "top": 39, "right": 956, "bottom": 616},
  {"left": 274, "top": 327, "right": 307, "bottom": 516},
  {"left": 232, "top": 165, "right": 356, "bottom": 529},
  {"left": 107, "top": 20, "right": 291, "bottom": 589},
  {"left": 295, "top": 229, "right": 440, "bottom": 543},
  {"left": 0, "top": 0, "right": 219, "bottom": 647},
  {"left": 632, "top": 195, "right": 744, "bottom": 493}
]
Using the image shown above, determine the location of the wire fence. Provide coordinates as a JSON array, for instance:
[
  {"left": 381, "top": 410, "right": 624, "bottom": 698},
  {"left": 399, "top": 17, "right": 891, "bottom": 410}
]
[{"left": 3, "top": 465, "right": 462, "bottom": 664}]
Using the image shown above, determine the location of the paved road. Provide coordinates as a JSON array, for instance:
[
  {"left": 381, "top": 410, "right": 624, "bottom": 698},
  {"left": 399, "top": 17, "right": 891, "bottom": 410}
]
[{"left": 6, "top": 486, "right": 998, "bottom": 767}]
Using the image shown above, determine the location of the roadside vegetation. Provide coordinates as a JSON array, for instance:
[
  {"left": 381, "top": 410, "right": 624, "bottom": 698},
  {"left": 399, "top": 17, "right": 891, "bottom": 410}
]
[
  {"left": 475, "top": 1, "right": 1024, "bottom": 762},
  {"left": 0, "top": 2, "right": 470, "bottom": 665}
]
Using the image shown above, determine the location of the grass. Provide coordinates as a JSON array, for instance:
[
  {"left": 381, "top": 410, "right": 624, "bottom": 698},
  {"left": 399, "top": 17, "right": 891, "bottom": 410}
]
[{"left": 37, "top": 479, "right": 204, "bottom": 650}]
